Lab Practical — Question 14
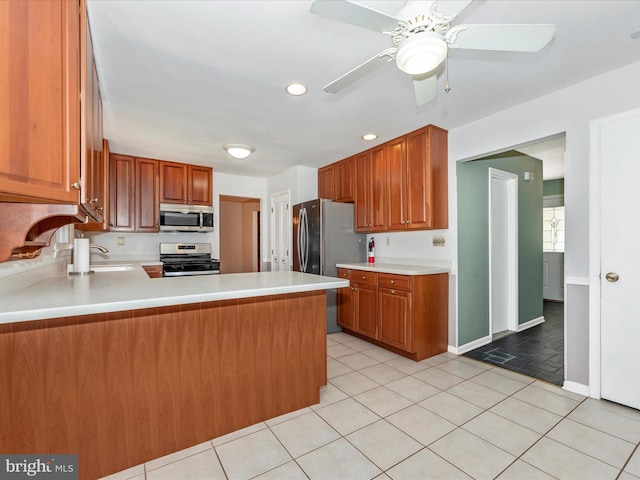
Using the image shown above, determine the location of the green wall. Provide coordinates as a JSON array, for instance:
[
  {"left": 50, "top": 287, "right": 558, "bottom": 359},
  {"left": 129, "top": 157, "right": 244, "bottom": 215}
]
[
  {"left": 543, "top": 178, "right": 564, "bottom": 196},
  {"left": 457, "top": 152, "right": 543, "bottom": 346}
]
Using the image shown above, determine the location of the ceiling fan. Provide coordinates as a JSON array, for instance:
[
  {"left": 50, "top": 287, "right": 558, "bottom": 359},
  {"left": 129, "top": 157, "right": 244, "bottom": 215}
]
[{"left": 310, "top": 0, "right": 556, "bottom": 105}]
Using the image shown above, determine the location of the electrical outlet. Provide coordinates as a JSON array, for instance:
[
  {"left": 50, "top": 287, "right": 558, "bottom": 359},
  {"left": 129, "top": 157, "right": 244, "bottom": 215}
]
[
  {"left": 385, "top": 236, "right": 390, "bottom": 247},
  {"left": 117, "top": 237, "right": 125, "bottom": 246},
  {"left": 432, "top": 235, "right": 445, "bottom": 247}
]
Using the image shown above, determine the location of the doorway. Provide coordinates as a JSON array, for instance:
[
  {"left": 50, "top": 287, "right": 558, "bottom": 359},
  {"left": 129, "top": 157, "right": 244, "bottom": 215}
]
[
  {"left": 219, "top": 195, "right": 260, "bottom": 274},
  {"left": 459, "top": 137, "right": 566, "bottom": 385}
]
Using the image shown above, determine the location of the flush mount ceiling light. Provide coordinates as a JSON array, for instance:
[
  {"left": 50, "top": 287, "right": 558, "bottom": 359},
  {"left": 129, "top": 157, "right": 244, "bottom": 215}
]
[
  {"left": 395, "top": 32, "right": 448, "bottom": 76},
  {"left": 223, "top": 144, "right": 255, "bottom": 160},
  {"left": 362, "top": 133, "right": 378, "bottom": 141},
  {"left": 286, "top": 82, "right": 308, "bottom": 96}
]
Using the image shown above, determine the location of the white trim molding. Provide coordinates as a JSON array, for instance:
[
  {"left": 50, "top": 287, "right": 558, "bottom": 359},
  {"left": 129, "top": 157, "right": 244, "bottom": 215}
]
[
  {"left": 563, "top": 381, "right": 591, "bottom": 398},
  {"left": 516, "top": 316, "right": 545, "bottom": 332},
  {"left": 450, "top": 335, "right": 492, "bottom": 355}
]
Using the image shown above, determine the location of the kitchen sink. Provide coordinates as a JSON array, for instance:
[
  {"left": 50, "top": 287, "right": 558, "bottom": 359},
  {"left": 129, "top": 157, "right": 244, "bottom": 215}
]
[{"left": 90, "top": 264, "right": 134, "bottom": 272}]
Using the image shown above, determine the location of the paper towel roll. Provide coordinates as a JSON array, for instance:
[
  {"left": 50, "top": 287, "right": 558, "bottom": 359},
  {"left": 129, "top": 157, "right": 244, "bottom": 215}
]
[{"left": 73, "top": 238, "right": 90, "bottom": 273}]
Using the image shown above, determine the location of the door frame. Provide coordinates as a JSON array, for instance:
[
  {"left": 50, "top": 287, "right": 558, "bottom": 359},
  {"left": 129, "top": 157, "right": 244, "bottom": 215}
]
[
  {"left": 270, "top": 189, "right": 291, "bottom": 271},
  {"left": 588, "top": 107, "right": 640, "bottom": 399},
  {"left": 488, "top": 168, "right": 519, "bottom": 335}
]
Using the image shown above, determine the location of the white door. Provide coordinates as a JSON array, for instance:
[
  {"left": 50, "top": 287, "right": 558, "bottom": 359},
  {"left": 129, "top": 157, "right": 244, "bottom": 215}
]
[
  {"left": 270, "top": 191, "right": 291, "bottom": 272},
  {"left": 599, "top": 110, "right": 640, "bottom": 410},
  {"left": 489, "top": 168, "right": 519, "bottom": 335}
]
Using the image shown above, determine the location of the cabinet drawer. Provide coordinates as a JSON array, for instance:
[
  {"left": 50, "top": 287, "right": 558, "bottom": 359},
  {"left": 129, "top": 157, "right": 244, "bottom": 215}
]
[
  {"left": 378, "top": 273, "right": 412, "bottom": 291},
  {"left": 337, "top": 268, "right": 352, "bottom": 281},
  {"left": 352, "top": 271, "right": 378, "bottom": 286}
]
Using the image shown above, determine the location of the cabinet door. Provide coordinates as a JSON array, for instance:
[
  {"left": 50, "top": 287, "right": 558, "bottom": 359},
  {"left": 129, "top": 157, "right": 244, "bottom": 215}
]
[
  {"left": 335, "top": 157, "right": 354, "bottom": 203},
  {"left": 0, "top": 0, "right": 80, "bottom": 203},
  {"left": 370, "top": 146, "right": 387, "bottom": 232},
  {"left": 160, "top": 161, "right": 188, "bottom": 204},
  {"left": 188, "top": 165, "right": 212, "bottom": 205},
  {"left": 378, "top": 287, "right": 413, "bottom": 352},
  {"left": 406, "top": 127, "right": 432, "bottom": 229},
  {"left": 109, "top": 154, "right": 135, "bottom": 231},
  {"left": 318, "top": 165, "right": 335, "bottom": 200},
  {"left": 354, "top": 151, "right": 371, "bottom": 232},
  {"left": 386, "top": 136, "right": 408, "bottom": 231},
  {"left": 355, "top": 283, "right": 378, "bottom": 338},
  {"left": 337, "top": 286, "right": 356, "bottom": 330},
  {"left": 135, "top": 158, "right": 159, "bottom": 232}
]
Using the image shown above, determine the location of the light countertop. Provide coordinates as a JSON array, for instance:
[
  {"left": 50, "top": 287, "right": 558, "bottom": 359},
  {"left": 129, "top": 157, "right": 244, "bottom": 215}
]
[
  {"left": 336, "top": 262, "right": 450, "bottom": 275},
  {"left": 0, "top": 263, "right": 348, "bottom": 324}
]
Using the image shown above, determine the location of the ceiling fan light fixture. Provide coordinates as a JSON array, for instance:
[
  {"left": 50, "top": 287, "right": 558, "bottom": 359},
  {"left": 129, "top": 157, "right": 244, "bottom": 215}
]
[
  {"left": 395, "top": 33, "right": 447, "bottom": 76},
  {"left": 224, "top": 144, "right": 255, "bottom": 160}
]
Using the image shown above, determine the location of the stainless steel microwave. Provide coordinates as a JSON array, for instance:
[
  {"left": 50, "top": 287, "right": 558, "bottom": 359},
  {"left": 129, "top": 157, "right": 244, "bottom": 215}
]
[{"left": 159, "top": 203, "right": 214, "bottom": 232}]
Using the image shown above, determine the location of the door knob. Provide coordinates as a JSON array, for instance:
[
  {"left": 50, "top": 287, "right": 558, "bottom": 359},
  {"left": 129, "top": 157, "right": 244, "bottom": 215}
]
[{"left": 605, "top": 272, "right": 619, "bottom": 282}]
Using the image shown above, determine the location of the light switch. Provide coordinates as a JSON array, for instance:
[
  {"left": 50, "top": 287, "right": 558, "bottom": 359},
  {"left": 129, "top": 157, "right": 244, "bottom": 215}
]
[
  {"left": 432, "top": 235, "right": 445, "bottom": 247},
  {"left": 117, "top": 237, "right": 125, "bottom": 246}
]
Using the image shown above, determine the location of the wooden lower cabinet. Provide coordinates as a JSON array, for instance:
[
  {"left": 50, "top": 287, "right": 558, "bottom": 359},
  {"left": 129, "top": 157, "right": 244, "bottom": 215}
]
[
  {"left": 337, "top": 268, "right": 448, "bottom": 361},
  {"left": 0, "top": 291, "right": 327, "bottom": 480},
  {"left": 378, "top": 286, "right": 413, "bottom": 352}
]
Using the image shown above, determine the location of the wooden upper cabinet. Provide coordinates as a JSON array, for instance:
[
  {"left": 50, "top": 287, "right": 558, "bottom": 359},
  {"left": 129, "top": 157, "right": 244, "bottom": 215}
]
[
  {"left": 386, "top": 136, "right": 409, "bottom": 230},
  {"left": 318, "top": 164, "right": 335, "bottom": 201},
  {"left": 0, "top": 0, "right": 80, "bottom": 203},
  {"left": 386, "top": 125, "right": 448, "bottom": 231},
  {"left": 160, "top": 161, "right": 212, "bottom": 205},
  {"left": 109, "top": 154, "right": 160, "bottom": 232},
  {"left": 109, "top": 154, "right": 135, "bottom": 232},
  {"left": 80, "top": 4, "right": 106, "bottom": 223},
  {"left": 406, "top": 125, "right": 448, "bottom": 230},
  {"left": 160, "top": 161, "right": 188, "bottom": 204},
  {"left": 135, "top": 158, "right": 160, "bottom": 232},
  {"left": 354, "top": 151, "right": 372, "bottom": 232},
  {"left": 189, "top": 165, "right": 213, "bottom": 205},
  {"left": 334, "top": 157, "right": 354, "bottom": 202}
]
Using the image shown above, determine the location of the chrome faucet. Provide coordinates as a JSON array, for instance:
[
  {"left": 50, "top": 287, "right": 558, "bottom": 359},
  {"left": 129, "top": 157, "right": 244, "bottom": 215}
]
[{"left": 90, "top": 244, "right": 109, "bottom": 253}]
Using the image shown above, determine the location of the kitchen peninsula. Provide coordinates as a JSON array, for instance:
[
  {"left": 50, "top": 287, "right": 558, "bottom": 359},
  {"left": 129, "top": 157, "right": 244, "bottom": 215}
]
[{"left": 0, "top": 268, "right": 347, "bottom": 480}]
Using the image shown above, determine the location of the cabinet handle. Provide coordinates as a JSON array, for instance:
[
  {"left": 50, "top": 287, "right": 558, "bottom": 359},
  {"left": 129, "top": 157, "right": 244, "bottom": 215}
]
[
  {"left": 390, "top": 280, "right": 395, "bottom": 285},
  {"left": 343, "top": 273, "right": 348, "bottom": 277},
  {"left": 391, "top": 290, "right": 395, "bottom": 294},
  {"left": 71, "top": 181, "right": 81, "bottom": 190},
  {"left": 89, "top": 198, "right": 98, "bottom": 203},
  {"left": 362, "top": 276, "right": 366, "bottom": 280},
  {"left": 96, "top": 206, "right": 103, "bottom": 212}
]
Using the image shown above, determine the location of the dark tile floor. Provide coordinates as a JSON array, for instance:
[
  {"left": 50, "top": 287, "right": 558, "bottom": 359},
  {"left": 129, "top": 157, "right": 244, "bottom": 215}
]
[{"left": 464, "top": 301, "right": 564, "bottom": 385}]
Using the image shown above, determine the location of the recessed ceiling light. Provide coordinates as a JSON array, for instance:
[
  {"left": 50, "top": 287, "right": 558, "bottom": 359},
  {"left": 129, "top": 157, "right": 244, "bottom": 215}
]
[
  {"left": 362, "top": 133, "right": 378, "bottom": 141},
  {"left": 223, "top": 144, "right": 255, "bottom": 160},
  {"left": 286, "top": 82, "right": 308, "bottom": 96}
]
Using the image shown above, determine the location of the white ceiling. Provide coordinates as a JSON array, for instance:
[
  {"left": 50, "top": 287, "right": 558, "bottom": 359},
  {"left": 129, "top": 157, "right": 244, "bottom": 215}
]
[{"left": 87, "top": 0, "right": 640, "bottom": 179}]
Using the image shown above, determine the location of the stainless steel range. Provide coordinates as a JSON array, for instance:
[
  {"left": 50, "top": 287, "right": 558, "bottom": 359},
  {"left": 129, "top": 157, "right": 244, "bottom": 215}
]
[{"left": 160, "top": 243, "right": 220, "bottom": 277}]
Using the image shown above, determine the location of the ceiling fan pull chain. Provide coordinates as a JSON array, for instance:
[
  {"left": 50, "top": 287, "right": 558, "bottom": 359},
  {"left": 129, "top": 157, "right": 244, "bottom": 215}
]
[{"left": 445, "top": 56, "right": 451, "bottom": 93}]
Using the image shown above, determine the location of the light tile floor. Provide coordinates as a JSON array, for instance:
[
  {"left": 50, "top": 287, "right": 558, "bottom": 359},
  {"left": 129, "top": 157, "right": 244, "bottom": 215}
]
[{"left": 101, "top": 332, "right": 640, "bottom": 480}]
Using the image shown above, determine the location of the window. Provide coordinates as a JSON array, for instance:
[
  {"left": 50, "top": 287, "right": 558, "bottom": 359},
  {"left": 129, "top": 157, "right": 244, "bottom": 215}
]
[{"left": 543, "top": 206, "right": 564, "bottom": 252}]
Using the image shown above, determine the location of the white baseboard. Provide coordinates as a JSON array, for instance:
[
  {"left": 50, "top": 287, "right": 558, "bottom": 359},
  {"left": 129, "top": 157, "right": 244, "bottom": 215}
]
[
  {"left": 563, "top": 380, "right": 590, "bottom": 397},
  {"left": 517, "top": 316, "right": 545, "bottom": 332},
  {"left": 451, "top": 335, "right": 493, "bottom": 355}
]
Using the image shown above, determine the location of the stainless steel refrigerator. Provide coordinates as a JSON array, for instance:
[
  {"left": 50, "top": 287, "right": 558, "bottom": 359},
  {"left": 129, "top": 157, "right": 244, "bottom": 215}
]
[{"left": 293, "top": 199, "right": 366, "bottom": 333}]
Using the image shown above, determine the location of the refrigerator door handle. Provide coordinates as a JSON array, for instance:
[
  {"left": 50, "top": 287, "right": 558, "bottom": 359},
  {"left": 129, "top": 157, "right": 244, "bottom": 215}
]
[
  {"left": 301, "top": 207, "right": 309, "bottom": 272},
  {"left": 297, "top": 207, "right": 304, "bottom": 272}
]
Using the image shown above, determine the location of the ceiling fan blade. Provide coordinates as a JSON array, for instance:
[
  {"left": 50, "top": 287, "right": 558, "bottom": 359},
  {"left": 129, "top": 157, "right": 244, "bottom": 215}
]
[
  {"left": 413, "top": 73, "right": 438, "bottom": 106},
  {"left": 449, "top": 24, "right": 556, "bottom": 52},
  {"left": 323, "top": 48, "right": 396, "bottom": 93},
  {"left": 310, "top": 0, "right": 400, "bottom": 34},
  {"left": 434, "top": 0, "right": 473, "bottom": 17}
]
